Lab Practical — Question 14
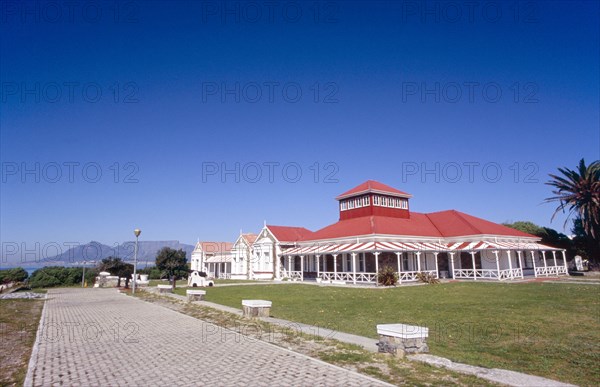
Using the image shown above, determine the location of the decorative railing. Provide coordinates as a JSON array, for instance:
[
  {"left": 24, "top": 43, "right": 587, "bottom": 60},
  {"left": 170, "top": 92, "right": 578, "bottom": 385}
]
[
  {"left": 288, "top": 271, "right": 303, "bottom": 280},
  {"left": 398, "top": 270, "right": 437, "bottom": 281},
  {"left": 509, "top": 268, "right": 523, "bottom": 278},
  {"left": 498, "top": 268, "right": 522, "bottom": 280},
  {"left": 356, "top": 273, "right": 377, "bottom": 282},
  {"left": 453, "top": 269, "right": 475, "bottom": 278},
  {"left": 536, "top": 266, "right": 567, "bottom": 276},
  {"left": 453, "top": 269, "right": 498, "bottom": 279},
  {"left": 318, "top": 272, "right": 377, "bottom": 283}
]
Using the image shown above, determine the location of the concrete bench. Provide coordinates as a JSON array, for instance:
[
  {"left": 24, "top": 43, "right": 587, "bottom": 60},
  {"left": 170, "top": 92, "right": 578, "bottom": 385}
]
[
  {"left": 186, "top": 289, "right": 206, "bottom": 301},
  {"left": 376, "top": 323, "right": 429, "bottom": 357},
  {"left": 242, "top": 300, "right": 272, "bottom": 318},
  {"left": 157, "top": 284, "right": 173, "bottom": 293}
]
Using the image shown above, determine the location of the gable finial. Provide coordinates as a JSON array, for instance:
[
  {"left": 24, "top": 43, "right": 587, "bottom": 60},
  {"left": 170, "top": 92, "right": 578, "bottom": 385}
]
[{"left": 264, "top": 220, "right": 267, "bottom": 227}]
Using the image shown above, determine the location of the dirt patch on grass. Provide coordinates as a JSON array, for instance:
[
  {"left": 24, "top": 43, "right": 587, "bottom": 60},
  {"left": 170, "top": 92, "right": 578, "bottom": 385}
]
[{"left": 0, "top": 299, "right": 44, "bottom": 386}]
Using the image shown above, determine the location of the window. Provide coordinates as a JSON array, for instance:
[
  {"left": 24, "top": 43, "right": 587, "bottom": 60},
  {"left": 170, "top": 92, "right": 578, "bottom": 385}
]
[
  {"left": 364, "top": 196, "right": 370, "bottom": 205},
  {"left": 373, "top": 195, "right": 379, "bottom": 205},
  {"left": 355, "top": 198, "right": 360, "bottom": 208},
  {"left": 341, "top": 201, "right": 347, "bottom": 211},
  {"left": 359, "top": 254, "right": 365, "bottom": 272},
  {"left": 348, "top": 200, "right": 354, "bottom": 209}
]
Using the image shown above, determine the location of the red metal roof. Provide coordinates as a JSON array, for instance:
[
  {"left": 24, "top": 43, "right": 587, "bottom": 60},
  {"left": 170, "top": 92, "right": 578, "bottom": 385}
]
[
  {"left": 426, "top": 210, "right": 534, "bottom": 238},
  {"left": 303, "top": 210, "right": 535, "bottom": 241},
  {"left": 266, "top": 225, "right": 314, "bottom": 242},
  {"left": 335, "top": 180, "right": 412, "bottom": 200}
]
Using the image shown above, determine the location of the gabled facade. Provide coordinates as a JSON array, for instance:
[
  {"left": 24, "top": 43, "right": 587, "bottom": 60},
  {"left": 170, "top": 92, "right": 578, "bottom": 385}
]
[
  {"left": 251, "top": 225, "right": 313, "bottom": 279},
  {"left": 190, "top": 241, "right": 233, "bottom": 277},
  {"left": 231, "top": 233, "right": 257, "bottom": 279}
]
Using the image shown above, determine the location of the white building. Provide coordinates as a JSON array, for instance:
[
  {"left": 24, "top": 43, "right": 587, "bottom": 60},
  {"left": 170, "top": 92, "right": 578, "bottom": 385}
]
[
  {"left": 231, "top": 233, "right": 257, "bottom": 279},
  {"left": 250, "top": 225, "right": 312, "bottom": 280},
  {"left": 190, "top": 241, "right": 233, "bottom": 278}
]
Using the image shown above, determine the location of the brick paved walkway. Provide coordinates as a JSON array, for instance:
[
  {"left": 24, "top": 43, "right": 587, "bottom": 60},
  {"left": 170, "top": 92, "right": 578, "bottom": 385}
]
[{"left": 25, "top": 288, "right": 389, "bottom": 386}]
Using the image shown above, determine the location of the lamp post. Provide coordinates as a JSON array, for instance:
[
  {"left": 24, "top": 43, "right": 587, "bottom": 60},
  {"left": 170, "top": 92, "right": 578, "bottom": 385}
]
[
  {"left": 132, "top": 228, "right": 141, "bottom": 294},
  {"left": 81, "top": 261, "right": 86, "bottom": 288},
  {"left": 81, "top": 261, "right": 95, "bottom": 288}
]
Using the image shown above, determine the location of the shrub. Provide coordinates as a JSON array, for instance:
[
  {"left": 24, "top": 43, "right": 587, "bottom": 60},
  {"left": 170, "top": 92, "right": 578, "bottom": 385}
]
[
  {"left": 377, "top": 266, "right": 399, "bottom": 286},
  {"left": 29, "top": 266, "right": 88, "bottom": 288},
  {"left": 416, "top": 272, "right": 439, "bottom": 284},
  {"left": 0, "top": 267, "right": 29, "bottom": 284},
  {"left": 138, "top": 267, "right": 162, "bottom": 279}
]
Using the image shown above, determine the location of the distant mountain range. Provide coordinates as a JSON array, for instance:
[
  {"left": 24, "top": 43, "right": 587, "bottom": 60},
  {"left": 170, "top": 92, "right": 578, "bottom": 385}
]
[{"left": 34, "top": 240, "right": 195, "bottom": 267}]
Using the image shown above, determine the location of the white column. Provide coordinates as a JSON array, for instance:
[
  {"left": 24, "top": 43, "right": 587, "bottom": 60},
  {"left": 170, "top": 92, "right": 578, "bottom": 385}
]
[
  {"left": 333, "top": 254, "right": 338, "bottom": 278},
  {"left": 562, "top": 250, "right": 568, "bottom": 273},
  {"left": 276, "top": 255, "right": 281, "bottom": 279},
  {"left": 542, "top": 251, "right": 548, "bottom": 276},
  {"left": 352, "top": 253, "right": 357, "bottom": 284},
  {"left": 316, "top": 255, "right": 320, "bottom": 279},
  {"left": 517, "top": 251, "right": 524, "bottom": 278},
  {"left": 416, "top": 252, "right": 422, "bottom": 272},
  {"left": 374, "top": 252, "right": 380, "bottom": 286},
  {"left": 434, "top": 252, "right": 439, "bottom": 278},
  {"left": 396, "top": 252, "right": 402, "bottom": 284},
  {"left": 449, "top": 252, "right": 455, "bottom": 279},
  {"left": 300, "top": 255, "right": 304, "bottom": 281},
  {"left": 288, "top": 255, "right": 292, "bottom": 276},
  {"left": 506, "top": 250, "right": 513, "bottom": 279},
  {"left": 471, "top": 252, "right": 477, "bottom": 280},
  {"left": 494, "top": 250, "right": 500, "bottom": 279},
  {"left": 552, "top": 251, "right": 557, "bottom": 267},
  {"left": 531, "top": 251, "right": 537, "bottom": 277}
]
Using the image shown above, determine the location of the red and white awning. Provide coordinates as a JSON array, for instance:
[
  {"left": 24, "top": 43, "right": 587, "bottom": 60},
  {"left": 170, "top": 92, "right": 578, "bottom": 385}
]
[
  {"left": 282, "top": 240, "right": 561, "bottom": 255},
  {"left": 445, "top": 241, "right": 561, "bottom": 251},
  {"left": 282, "top": 241, "right": 447, "bottom": 255}
]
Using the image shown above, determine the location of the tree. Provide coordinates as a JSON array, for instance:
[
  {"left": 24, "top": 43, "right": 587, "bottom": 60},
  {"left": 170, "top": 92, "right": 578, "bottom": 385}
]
[
  {"left": 0, "top": 267, "right": 29, "bottom": 284},
  {"left": 98, "top": 257, "right": 134, "bottom": 288},
  {"left": 545, "top": 158, "right": 600, "bottom": 238},
  {"left": 545, "top": 158, "right": 600, "bottom": 263},
  {"left": 502, "top": 221, "right": 547, "bottom": 237},
  {"left": 155, "top": 248, "right": 188, "bottom": 290}
]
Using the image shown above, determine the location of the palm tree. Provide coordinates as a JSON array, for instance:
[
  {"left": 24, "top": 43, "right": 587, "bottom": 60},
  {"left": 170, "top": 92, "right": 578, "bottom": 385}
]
[{"left": 545, "top": 158, "right": 600, "bottom": 239}]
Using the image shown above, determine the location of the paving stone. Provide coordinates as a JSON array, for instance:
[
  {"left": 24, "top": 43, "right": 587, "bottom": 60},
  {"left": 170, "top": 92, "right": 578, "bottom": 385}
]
[{"left": 25, "top": 288, "right": 390, "bottom": 386}]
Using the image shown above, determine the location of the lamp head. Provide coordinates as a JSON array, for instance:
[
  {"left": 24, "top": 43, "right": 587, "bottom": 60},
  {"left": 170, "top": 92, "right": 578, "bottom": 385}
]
[{"left": 134, "top": 229, "right": 141, "bottom": 237}]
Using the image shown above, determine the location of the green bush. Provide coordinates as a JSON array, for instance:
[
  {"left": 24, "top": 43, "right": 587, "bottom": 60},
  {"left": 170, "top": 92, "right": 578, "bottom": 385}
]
[
  {"left": 28, "top": 266, "right": 94, "bottom": 288},
  {"left": 0, "top": 267, "right": 29, "bottom": 284},
  {"left": 138, "top": 267, "right": 162, "bottom": 279},
  {"left": 377, "top": 266, "right": 399, "bottom": 286},
  {"left": 416, "top": 271, "right": 439, "bottom": 284}
]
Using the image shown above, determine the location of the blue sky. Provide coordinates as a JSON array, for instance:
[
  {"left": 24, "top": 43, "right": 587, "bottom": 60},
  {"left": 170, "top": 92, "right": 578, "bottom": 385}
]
[{"left": 1, "top": 1, "right": 598, "bottom": 264}]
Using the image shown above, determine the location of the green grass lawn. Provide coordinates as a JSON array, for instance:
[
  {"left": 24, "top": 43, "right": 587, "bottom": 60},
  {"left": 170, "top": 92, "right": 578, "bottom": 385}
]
[
  {"left": 176, "top": 282, "right": 599, "bottom": 386},
  {"left": 213, "top": 279, "right": 260, "bottom": 284}
]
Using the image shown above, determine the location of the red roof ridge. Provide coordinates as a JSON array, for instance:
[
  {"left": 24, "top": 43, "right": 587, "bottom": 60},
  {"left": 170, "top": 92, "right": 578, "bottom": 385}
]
[{"left": 335, "top": 180, "right": 412, "bottom": 200}]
